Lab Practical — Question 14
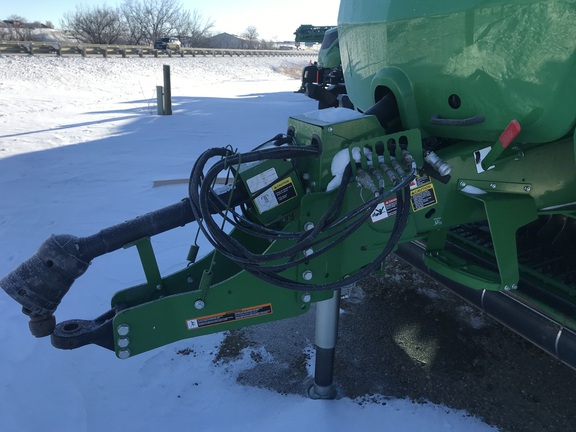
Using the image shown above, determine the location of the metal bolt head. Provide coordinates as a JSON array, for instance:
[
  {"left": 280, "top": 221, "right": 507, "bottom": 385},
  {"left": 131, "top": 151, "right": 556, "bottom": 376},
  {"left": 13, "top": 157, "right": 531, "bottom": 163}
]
[
  {"left": 117, "top": 324, "right": 130, "bottom": 336},
  {"left": 187, "top": 276, "right": 194, "bottom": 284},
  {"left": 118, "top": 349, "right": 131, "bottom": 359},
  {"left": 194, "top": 299, "right": 205, "bottom": 310},
  {"left": 301, "top": 292, "right": 312, "bottom": 303},
  {"left": 504, "top": 285, "right": 511, "bottom": 291},
  {"left": 523, "top": 185, "right": 531, "bottom": 192},
  {"left": 304, "top": 222, "right": 315, "bottom": 231},
  {"left": 304, "top": 248, "right": 314, "bottom": 257},
  {"left": 117, "top": 337, "right": 130, "bottom": 348},
  {"left": 459, "top": 181, "right": 467, "bottom": 188},
  {"left": 490, "top": 183, "right": 497, "bottom": 189},
  {"left": 156, "top": 284, "right": 163, "bottom": 290},
  {"left": 302, "top": 270, "right": 313, "bottom": 281},
  {"left": 327, "top": 127, "right": 333, "bottom": 133},
  {"left": 511, "top": 284, "right": 518, "bottom": 290}
]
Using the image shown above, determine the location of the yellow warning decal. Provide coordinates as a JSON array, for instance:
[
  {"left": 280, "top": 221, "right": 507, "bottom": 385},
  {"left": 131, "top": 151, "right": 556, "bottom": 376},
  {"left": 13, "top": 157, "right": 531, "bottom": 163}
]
[
  {"left": 254, "top": 177, "right": 297, "bottom": 214},
  {"left": 272, "top": 177, "right": 297, "bottom": 205},
  {"left": 410, "top": 182, "right": 438, "bottom": 212}
]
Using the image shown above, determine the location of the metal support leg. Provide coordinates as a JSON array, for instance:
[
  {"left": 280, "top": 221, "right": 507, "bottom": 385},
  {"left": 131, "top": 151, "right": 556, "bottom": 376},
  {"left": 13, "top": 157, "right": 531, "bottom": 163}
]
[{"left": 309, "top": 289, "right": 340, "bottom": 399}]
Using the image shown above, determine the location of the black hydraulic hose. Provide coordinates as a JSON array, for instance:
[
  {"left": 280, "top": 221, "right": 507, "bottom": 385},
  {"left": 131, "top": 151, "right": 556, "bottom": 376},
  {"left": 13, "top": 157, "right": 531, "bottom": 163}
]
[
  {"left": 204, "top": 166, "right": 306, "bottom": 241},
  {"left": 246, "top": 170, "right": 414, "bottom": 275},
  {"left": 246, "top": 185, "right": 412, "bottom": 291},
  {"left": 188, "top": 145, "right": 321, "bottom": 260},
  {"left": 188, "top": 137, "right": 416, "bottom": 288},
  {"left": 199, "top": 161, "right": 353, "bottom": 264}
]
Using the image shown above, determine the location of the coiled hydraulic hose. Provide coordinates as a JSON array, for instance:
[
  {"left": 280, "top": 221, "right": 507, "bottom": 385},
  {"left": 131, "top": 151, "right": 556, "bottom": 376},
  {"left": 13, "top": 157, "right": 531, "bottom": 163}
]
[{"left": 187, "top": 139, "right": 415, "bottom": 291}]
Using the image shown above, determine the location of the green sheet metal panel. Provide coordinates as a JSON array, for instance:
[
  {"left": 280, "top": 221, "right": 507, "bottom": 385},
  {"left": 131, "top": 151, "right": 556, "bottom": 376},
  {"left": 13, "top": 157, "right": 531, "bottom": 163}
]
[{"left": 337, "top": 0, "right": 576, "bottom": 143}]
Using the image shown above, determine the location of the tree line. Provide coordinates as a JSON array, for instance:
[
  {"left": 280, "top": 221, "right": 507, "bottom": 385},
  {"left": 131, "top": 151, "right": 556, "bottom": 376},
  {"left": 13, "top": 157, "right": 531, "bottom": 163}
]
[{"left": 1, "top": 0, "right": 274, "bottom": 49}]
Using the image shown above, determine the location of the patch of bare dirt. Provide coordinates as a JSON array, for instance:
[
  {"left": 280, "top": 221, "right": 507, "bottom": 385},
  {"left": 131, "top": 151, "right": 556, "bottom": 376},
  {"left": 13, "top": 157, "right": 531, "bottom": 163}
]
[{"left": 214, "top": 255, "right": 576, "bottom": 432}]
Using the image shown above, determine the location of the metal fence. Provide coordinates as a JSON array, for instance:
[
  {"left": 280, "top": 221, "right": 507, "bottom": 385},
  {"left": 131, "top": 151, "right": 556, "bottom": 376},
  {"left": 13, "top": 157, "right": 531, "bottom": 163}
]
[{"left": 0, "top": 41, "right": 309, "bottom": 58}]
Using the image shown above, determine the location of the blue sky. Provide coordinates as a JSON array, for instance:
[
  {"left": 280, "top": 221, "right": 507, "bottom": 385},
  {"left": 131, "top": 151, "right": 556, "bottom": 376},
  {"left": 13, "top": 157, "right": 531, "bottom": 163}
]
[{"left": 3, "top": 0, "right": 339, "bottom": 42}]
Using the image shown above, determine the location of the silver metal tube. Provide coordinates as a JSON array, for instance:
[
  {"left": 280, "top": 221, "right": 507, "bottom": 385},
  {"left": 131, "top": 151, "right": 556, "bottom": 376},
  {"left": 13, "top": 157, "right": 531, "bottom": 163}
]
[{"left": 310, "top": 289, "right": 340, "bottom": 399}]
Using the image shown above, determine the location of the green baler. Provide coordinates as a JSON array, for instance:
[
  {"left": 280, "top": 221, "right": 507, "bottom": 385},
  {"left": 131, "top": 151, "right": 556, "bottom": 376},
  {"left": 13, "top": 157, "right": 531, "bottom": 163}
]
[{"left": 2, "top": 0, "right": 576, "bottom": 398}]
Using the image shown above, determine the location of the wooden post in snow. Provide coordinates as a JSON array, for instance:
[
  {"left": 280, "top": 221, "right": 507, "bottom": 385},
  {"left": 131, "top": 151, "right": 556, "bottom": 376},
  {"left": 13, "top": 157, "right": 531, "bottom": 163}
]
[
  {"left": 163, "top": 65, "right": 172, "bottom": 115},
  {"left": 156, "top": 86, "right": 164, "bottom": 115}
]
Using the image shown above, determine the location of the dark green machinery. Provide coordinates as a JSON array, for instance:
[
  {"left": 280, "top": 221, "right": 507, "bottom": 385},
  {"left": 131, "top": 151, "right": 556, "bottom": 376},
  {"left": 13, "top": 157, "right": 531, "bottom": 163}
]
[
  {"left": 2, "top": 0, "right": 576, "bottom": 398},
  {"left": 294, "top": 25, "right": 333, "bottom": 45},
  {"left": 294, "top": 26, "right": 349, "bottom": 109}
]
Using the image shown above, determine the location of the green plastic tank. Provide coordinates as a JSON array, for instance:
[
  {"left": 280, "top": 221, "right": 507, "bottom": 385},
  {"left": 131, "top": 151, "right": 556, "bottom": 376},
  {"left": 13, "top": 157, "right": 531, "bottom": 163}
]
[{"left": 337, "top": 0, "right": 576, "bottom": 143}]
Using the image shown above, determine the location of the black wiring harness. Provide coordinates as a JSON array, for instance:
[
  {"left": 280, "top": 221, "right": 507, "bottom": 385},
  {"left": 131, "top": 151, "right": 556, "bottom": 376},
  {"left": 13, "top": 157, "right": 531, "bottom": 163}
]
[{"left": 188, "top": 135, "right": 415, "bottom": 291}]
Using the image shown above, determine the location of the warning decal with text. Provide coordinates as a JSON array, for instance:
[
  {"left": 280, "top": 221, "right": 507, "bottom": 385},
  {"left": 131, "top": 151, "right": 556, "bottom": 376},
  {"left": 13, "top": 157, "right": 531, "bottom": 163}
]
[
  {"left": 186, "top": 304, "right": 273, "bottom": 330},
  {"left": 254, "top": 177, "right": 297, "bottom": 214},
  {"left": 409, "top": 175, "right": 438, "bottom": 212},
  {"left": 371, "top": 198, "right": 398, "bottom": 223}
]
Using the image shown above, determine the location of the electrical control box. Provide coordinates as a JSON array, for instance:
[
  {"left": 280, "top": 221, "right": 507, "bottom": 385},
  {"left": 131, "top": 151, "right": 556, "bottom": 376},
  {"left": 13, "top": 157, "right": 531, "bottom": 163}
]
[{"left": 234, "top": 157, "right": 304, "bottom": 226}]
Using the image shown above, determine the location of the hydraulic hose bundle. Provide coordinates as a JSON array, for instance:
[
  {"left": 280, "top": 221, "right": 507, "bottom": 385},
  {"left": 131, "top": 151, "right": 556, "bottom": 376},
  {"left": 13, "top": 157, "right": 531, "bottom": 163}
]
[{"left": 187, "top": 136, "right": 416, "bottom": 291}]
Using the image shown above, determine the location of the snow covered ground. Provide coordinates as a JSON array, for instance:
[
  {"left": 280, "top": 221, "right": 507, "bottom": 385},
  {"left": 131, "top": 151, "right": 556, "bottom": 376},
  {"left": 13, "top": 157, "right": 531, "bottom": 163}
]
[{"left": 0, "top": 55, "right": 497, "bottom": 431}]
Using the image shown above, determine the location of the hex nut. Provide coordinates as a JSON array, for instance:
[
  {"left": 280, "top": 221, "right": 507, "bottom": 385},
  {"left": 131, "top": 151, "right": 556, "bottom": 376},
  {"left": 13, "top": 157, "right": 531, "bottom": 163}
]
[
  {"left": 117, "top": 324, "right": 130, "bottom": 336},
  {"left": 117, "top": 337, "right": 130, "bottom": 348}
]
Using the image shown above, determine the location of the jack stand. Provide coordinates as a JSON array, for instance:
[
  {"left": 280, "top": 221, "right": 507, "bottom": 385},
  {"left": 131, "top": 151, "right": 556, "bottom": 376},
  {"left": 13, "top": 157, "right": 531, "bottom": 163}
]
[{"left": 309, "top": 289, "right": 340, "bottom": 399}]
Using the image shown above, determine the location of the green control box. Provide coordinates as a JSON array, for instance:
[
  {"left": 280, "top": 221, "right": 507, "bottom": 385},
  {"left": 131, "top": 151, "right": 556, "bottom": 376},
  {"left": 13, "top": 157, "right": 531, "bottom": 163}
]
[{"left": 235, "top": 157, "right": 304, "bottom": 226}]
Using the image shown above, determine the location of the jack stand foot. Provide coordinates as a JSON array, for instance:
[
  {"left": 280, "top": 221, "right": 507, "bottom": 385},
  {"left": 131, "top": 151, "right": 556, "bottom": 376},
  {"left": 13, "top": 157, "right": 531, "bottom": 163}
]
[
  {"left": 310, "top": 289, "right": 340, "bottom": 400},
  {"left": 308, "top": 381, "right": 337, "bottom": 400}
]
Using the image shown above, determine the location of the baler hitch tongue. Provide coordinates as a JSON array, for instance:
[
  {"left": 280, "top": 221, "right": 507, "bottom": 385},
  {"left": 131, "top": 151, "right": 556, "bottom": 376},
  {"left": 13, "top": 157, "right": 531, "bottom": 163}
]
[
  {"left": 0, "top": 234, "right": 90, "bottom": 337},
  {"left": 1, "top": 198, "right": 199, "bottom": 338}
]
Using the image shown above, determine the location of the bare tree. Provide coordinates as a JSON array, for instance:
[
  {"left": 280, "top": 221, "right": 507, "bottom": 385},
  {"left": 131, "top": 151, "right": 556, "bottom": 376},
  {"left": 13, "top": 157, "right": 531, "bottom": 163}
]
[
  {"left": 5, "top": 14, "right": 27, "bottom": 23},
  {"left": 1, "top": 15, "right": 35, "bottom": 41},
  {"left": 61, "top": 5, "right": 125, "bottom": 44},
  {"left": 120, "top": 0, "right": 213, "bottom": 46},
  {"left": 0, "top": 23, "right": 9, "bottom": 42},
  {"left": 259, "top": 39, "right": 275, "bottom": 50},
  {"left": 120, "top": 0, "right": 149, "bottom": 45},
  {"left": 177, "top": 9, "right": 214, "bottom": 47},
  {"left": 241, "top": 26, "right": 259, "bottom": 49}
]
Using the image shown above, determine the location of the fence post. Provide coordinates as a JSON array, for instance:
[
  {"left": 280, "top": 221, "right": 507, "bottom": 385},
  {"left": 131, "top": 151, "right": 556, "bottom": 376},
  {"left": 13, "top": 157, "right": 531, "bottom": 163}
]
[
  {"left": 163, "top": 65, "right": 172, "bottom": 115},
  {"left": 156, "top": 86, "right": 164, "bottom": 115}
]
